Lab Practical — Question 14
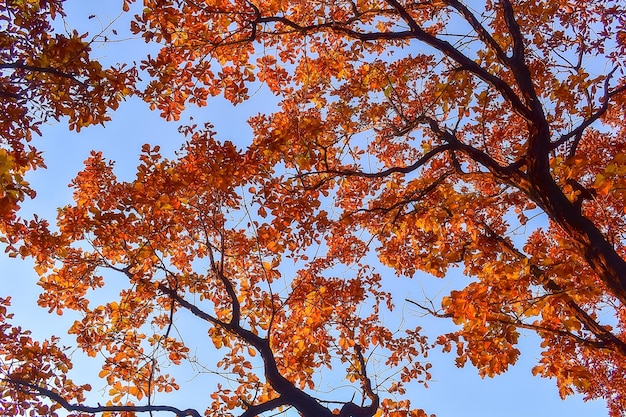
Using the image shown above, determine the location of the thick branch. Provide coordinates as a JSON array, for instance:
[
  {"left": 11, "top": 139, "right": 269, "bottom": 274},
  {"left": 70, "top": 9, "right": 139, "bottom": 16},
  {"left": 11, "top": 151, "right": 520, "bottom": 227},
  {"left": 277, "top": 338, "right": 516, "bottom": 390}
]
[
  {"left": 322, "top": 117, "right": 527, "bottom": 186},
  {"left": 154, "top": 280, "right": 358, "bottom": 417},
  {"left": 525, "top": 170, "right": 626, "bottom": 307},
  {"left": 0, "top": 89, "right": 22, "bottom": 100},
  {"left": 426, "top": 120, "right": 626, "bottom": 311},
  {"left": 112, "top": 257, "right": 378, "bottom": 417},
  {"left": 407, "top": 299, "right": 614, "bottom": 350},
  {"left": 240, "top": 396, "right": 288, "bottom": 417},
  {"left": 490, "top": 316, "right": 613, "bottom": 350},
  {"left": 337, "top": 345, "right": 379, "bottom": 417},
  {"left": 424, "top": 116, "right": 529, "bottom": 182},
  {"left": 499, "top": 0, "right": 542, "bottom": 115},
  {"left": 497, "top": 3, "right": 626, "bottom": 305}
]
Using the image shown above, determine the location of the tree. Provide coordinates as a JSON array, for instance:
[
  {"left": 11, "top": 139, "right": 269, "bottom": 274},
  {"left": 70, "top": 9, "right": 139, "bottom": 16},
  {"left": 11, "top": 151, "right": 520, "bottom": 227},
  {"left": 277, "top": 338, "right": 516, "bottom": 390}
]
[{"left": 2, "top": 0, "right": 626, "bottom": 416}]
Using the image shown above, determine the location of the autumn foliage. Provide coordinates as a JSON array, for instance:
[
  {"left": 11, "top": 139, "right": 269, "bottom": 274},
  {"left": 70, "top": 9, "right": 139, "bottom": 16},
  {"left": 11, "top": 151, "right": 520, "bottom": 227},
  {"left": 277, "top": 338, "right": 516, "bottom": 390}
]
[
  {"left": 0, "top": 0, "right": 136, "bottom": 236},
  {"left": 2, "top": 0, "right": 626, "bottom": 416}
]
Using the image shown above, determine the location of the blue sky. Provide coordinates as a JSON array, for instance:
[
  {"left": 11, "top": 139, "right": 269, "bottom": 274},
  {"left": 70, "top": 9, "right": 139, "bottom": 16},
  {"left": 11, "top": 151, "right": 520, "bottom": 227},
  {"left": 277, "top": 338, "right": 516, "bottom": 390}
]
[{"left": 0, "top": 1, "right": 613, "bottom": 416}]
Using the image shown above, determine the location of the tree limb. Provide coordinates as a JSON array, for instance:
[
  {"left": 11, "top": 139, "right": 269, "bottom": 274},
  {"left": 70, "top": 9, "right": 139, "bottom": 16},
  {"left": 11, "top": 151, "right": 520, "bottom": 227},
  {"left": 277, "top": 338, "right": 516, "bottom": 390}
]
[
  {"left": 240, "top": 396, "right": 288, "bottom": 417},
  {"left": 499, "top": 0, "right": 542, "bottom": 114},
  {"left": 445, "top": 0, "right": 509, "bottom": 65},
  {"left": 338, "top": 345, "right": 379, "bottom": 417},
  {"left": 2, "top": 379, "right": 202, "bottom": 417},
  {"left": 0, "top": 62, "right": 87, "bottom": 87},
  {"left": 318, "top": 143, "right": 452, "bottom": 178},
  {"left": 551, "top": 67, "right": 626, "bottom": 157},
  {"left": 479, "top": 221, "right": 626, "bottom": 356}
]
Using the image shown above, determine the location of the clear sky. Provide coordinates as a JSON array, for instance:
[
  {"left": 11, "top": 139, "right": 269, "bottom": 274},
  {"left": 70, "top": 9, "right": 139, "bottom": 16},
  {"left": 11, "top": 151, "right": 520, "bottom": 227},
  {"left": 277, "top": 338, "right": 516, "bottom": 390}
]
[{"left": 0, "top": 2, "right": 613, "bottom": 416}]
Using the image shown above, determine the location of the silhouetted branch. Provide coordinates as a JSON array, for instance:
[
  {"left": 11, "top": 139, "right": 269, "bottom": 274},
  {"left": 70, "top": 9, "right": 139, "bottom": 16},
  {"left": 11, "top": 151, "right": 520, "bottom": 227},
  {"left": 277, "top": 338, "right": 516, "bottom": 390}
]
[
  {"left": 0, "top": 62, "right": 87, "bottom": 87},
  {"left": 2, "top": 379, "right": 202, "bottom": 417},
  {"left": 552, "top": 67, "right": 626, "bottom": 157},
  {"left": 240, "top": 396, "right": 288, "bottom": 417},
  {"left": 317, "top": 143, "right": 452, "bottom": 179}
]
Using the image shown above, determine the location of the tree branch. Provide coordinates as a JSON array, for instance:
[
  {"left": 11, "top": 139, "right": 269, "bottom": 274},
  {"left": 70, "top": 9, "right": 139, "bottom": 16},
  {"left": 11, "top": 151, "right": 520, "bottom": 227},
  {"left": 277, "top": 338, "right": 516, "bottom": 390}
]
[
  {"left": 382, "top": 0, "right": 533, "bottom": 120},
  {"left": 407, "top": 299, "right": 614, "bottom": 351},
  {"left": 406, "top": 299, "right": 452, "bottom": 318},
  {"left": 2, "top": 379, "right": 202, "bottom": 417},
  {"left": 317, "top": 143, "right": 452, "bottom": 178},
  {"left": 353, "top": 171, "right": 452, "bottom": 219},
  {"left": 240, "top": 396, "right": 288, "bottom": 417},
  {"left": 423, "top": 116, "right": 529, "bottom": 182},
  {"left": 551, "top": 67, "right": 626, "bottom": 157},
  {"left": 479, "top": 222, "right": 626, "bottom": 356},
  {"left": 110, "top": 254, "right": 379, "bottom": 417},
  {"left": 339, "top": 345, "right": 379, "bottom": 417},
  {"left": 445, "top": 0, "right": 509, "bottom": 65},
  {"left": 151, "top": 281, "right": 336, "bottom": 417},
  {"left": 0, "top": 62, "right": 87, "bottom": 87},
  {"left": 499, "top": 0, "right": 542, "bottom": 114},
  {"left": 254, "top": 1, "right": 533, "bottom": 121},
  {"left": 206, "top": 240, "right": 242, "bottom": 326}
]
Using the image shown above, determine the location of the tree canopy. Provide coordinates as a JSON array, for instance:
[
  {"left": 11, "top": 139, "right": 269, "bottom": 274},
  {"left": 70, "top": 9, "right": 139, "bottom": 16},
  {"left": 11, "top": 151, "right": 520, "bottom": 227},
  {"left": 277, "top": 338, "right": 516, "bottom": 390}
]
[{"left": 2, "top": 0, "right": 626, "bottom": 416}]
